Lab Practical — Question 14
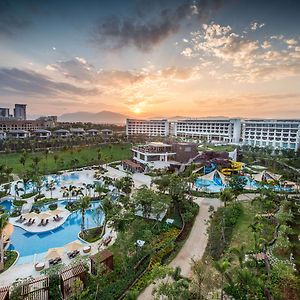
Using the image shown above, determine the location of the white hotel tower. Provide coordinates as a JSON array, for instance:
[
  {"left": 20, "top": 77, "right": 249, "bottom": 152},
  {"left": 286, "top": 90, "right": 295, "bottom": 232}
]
[{"left": 126, "top": 118, "right": 300, "bottom": 150}]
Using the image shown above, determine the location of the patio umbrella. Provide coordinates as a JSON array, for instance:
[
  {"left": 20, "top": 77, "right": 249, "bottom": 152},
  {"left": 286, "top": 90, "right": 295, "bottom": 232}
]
[
  {"left": 66, "top": 240, "right": 84, "bottom": 252},
  {"left": 44, "top": 248, "right": 64, "bottom": 260},
  {"left": 3, "top": 223, "right": 14, "bottom": 242},
  {"left": 23, "top": 212, "right": 38, "bottom": 219},
  {"left": 37, "top": 213, "right": 51, "bottom": 220},
  {"left": 49, "top": 208, "right": 64, "bottom": 215}
]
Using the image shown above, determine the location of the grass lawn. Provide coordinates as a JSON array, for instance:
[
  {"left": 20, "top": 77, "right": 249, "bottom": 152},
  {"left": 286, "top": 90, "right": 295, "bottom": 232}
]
[
  {"left": 0, "top": 143, "right": 131, "bottom": 175},
  {"left": 79, "top": 226, "right": 103, "bottom": 243},
  {"left": 198, "top": 144, "right": 237, "bottom": 153},
  {"left": 1, "top": 250, "right": 18, "bottom": 273},
  {"left": 227, "top": 202, "right": 256, "bottom": 251}
]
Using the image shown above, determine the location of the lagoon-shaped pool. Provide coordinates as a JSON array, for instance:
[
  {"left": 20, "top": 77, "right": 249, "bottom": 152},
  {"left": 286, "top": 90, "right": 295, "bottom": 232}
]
[{"left": 8, "top": 201, "right": 104, "bottom": 264}]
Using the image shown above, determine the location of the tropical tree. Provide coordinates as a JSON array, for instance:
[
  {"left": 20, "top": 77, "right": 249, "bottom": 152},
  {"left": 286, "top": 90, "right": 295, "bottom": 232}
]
[
  {"left": 79, "top": 196, "right": 91, "bottom": 234},
  {"left": 47, "top": 180, "right": 56, "bottom": 199},
  {"left": 228, "top": 175, "right": 247, "bottom": 197},
  {"left": 214, "top": 259, "right": 231, "bottom": 300},
  {"left": 229, "top": 243, "right": 247, "bottom": 268},
  {"left": 220, "top": 188, "right": 235, "bottom": 207},
  {"left": 0, "top": 213, "right": 9, "bottom": 271}
]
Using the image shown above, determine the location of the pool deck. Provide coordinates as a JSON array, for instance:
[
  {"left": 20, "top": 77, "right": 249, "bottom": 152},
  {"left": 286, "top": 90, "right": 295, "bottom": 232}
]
[
  {"left": 10, "top": 208, "right": 71, "bottom": 233},
  {"left": 0, "top": 224, "right": 117, "bottom": 286}
]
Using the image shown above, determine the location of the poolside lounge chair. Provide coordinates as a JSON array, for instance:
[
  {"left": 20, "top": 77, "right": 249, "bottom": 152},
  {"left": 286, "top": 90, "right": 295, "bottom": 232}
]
[
  {"left": 43, "top": 219, "right": 49, "bottom": 226},
  {"left": 67, "top": 250, "right": 80, "bottom": 259},
  {"left": 53, "top": 257, "right": 62, "bottom": 265},
  {"left": 24, "top": 218, "right": 32, "bottom": 226},
  {"left": 16, "top": 216, "right": 24, "bottom": 223},
  {"left": 38, "top": 219, "right": 44, "bottom": 226},
  {"left": 27, "top": 219, "right": 35, "bottom": 227}
]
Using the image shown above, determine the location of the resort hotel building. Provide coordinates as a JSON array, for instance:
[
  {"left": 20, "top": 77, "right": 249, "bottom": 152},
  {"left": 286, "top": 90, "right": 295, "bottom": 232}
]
[
  {"left": 126, "top": 118, "right": 300, "bottom": 150},
  {"left": 126, "top": 119, "right": 169, "bottom": 136}
]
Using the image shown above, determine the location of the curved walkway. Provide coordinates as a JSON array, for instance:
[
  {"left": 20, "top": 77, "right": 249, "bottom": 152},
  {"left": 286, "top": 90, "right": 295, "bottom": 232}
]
[{"left": 138, "top": 197, "right": 218, "bottom": 300}]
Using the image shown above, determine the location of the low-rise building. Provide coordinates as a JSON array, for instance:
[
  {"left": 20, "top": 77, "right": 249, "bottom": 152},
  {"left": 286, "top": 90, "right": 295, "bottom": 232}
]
[
  {"left": 0, "top": 130, "right": 7, "bottom": 139},
  {"left": 100, "top": 129, "right": 113, "bottom": 136},
  {"left": 132, "top": 142, "right": 176, "bottom": 164},
  {"left": 54, "top": 129, "right": 71, "bottom": 138},
  {"left": 86, "top": 129, "right": 99, "bottom": 136},
  {"left": 70, "top": 128, "right": 86, "bottom": 137},
  {"left": 33, "top": 129, "right": 52, "bottom": 139},
  {"left": 7, "top": 130, "right": 30, "bottom": 139}
]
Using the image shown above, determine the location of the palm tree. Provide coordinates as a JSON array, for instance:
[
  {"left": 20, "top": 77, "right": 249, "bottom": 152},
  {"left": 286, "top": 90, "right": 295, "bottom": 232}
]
[
  {"left": 214, "top": 259, "right": 231, "bottom": 300},
  {"left": 0, "top": 214, "right": 9, "bottom": 271},
  {"left": 14, "top": 181, "right": 24, "bottom": 200},
  {"left": 79, "top": 196, "right": 91, "bottom": 234},
  {"left": 219, "top": 188, "right": 235, "bottom": 207},
  {"left": 229, "top": 243, "right": 246, "bottom": 268},
  {"left": 48, "top": 180, "right": 56, "bottom": 199}
]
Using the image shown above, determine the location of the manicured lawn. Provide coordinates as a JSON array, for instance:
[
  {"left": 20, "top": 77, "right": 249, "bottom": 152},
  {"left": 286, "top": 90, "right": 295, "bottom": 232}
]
[
  {"left": 79, "top": 226, "right": 103, "bottom": 243},
  {"left": 1, "top": 250, "right": 18, "bottom": 273},
  {"left": 199, "top": 144, "right": 237, "bottom": 153},
  {"left": 0, "top": 143, "right": 131, "bottom": 175},
  {"left": 227, "top": 202, "right": 255, "bottom": 251}
]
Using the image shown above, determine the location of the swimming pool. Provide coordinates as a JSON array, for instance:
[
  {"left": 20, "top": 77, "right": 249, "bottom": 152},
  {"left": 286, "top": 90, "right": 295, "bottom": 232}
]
[{"left": 8, "top": 201, "right": 104, "bottom": 262}]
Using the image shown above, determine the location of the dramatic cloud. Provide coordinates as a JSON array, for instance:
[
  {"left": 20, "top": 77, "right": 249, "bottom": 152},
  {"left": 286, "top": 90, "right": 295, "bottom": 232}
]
[
  {"left": 181, "top": 22, "right": 300, "bottom": 82},
  {"left": 47, "top": 57, "right": 96, "bottom": 82},
  {"left": 91, "top": 0, "right": 224, "bottom": 51},
  {"left": 0, "top": 68, "right": 100, "bottom": 98}
]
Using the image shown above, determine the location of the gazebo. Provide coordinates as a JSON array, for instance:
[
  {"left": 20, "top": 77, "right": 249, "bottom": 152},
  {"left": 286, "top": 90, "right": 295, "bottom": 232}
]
[
  {"left": 90, "top": 249, "right": 114, "bottom": 275},
  {"left": 59, "top": 264, "right": 87, "bottom": 299},
  {"left": 21, "top": 276, "right": 49, "bottom": 300},
  {"left": 0, "top": 286, "right": 9, "bottom": 300}
]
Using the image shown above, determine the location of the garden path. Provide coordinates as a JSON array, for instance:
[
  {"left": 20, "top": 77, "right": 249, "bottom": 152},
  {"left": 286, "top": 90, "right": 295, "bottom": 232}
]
[{"left": 138, "top": 197, "right": 218, "bottom": 300}]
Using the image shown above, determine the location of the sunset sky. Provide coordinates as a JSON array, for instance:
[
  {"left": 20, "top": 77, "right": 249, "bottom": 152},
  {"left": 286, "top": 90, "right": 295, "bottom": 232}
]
[{"left": 0, "top": 0, "right": 300, "bottom": 119}]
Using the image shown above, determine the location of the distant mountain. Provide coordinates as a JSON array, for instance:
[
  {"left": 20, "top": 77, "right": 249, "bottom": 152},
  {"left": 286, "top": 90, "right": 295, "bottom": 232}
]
[{"left": 59, "top": 111, "right": 128, "bottom": 124}]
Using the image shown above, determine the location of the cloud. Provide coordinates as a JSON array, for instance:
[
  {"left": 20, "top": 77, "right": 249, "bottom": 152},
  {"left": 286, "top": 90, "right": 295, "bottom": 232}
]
[
  {"left": 0, "top": 68, "right": 100, "bottom": 98},
  {"left": 47, "top": 57, "right": 96, "bottom": 82},
  {"left": 0, "top": 1, "right": 31, "bottom": 36},
  {"left": 49, "top": 57, "right": 201, "bottom": 87},
  {"left": 182, "top": 22, "right": 300, "bottom": 82},
  {"left": 250, "top": 22, "right": 265, "bottom": 31},
  {"left": 91, "top": 0, "right": 224, "bottom": 51}
]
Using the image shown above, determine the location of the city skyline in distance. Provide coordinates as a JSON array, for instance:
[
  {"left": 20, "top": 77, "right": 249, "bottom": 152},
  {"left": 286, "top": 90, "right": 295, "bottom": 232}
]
[{"left": 1, "top": 0, "right": 300, "bottom": 119}]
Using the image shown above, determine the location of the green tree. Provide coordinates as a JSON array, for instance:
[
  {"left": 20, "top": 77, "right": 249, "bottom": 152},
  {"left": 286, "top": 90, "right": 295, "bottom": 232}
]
[
  {"left": 0, "top": 214, "right": 9, "bottom": 271},
  {"left": 220, "top": 188, "right": 235, "bottom": 207},
  {"left": 79, "top": 196, "right": 91, "bottom": 234},
  {"left": 214, "top": 259, "right": 231, "bottom": 300}
]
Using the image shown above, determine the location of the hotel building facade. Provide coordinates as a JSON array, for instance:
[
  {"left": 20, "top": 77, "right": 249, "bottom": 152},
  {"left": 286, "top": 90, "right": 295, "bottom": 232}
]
[
  {"left": 126, "top": 118, "right": 300, "bottom": 150},
  {"left": 126, "top": 119, "right": 169, "bottom": 137}
]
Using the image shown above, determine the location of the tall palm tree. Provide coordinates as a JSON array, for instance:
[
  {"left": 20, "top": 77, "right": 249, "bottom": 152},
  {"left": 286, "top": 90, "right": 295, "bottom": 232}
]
[
  {"left": 220, "top": 188, "right": 235, "bottom": 207},
  {"left": 214, "top": 259, "right": 231, "bottom": 300},
  {"left": 79, "top": 196, "right": 91, "bottom": 234},
  {"left": 0, "top": 214, "right": 9, "bottom": 271},
  {"left": 229, "top": 243, "right": 246, "bottom": 268}
]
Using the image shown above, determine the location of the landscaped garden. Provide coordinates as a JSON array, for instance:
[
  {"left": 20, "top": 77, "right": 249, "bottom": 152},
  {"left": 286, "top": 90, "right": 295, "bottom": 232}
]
[{"left": 0, "top": 143, "right": 131, "bottom": 176}]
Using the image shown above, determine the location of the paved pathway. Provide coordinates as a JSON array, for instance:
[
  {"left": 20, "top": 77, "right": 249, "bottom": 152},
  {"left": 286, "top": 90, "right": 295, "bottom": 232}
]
[{"left": 138, "top": 197, "right": 219, "bottom": 300}]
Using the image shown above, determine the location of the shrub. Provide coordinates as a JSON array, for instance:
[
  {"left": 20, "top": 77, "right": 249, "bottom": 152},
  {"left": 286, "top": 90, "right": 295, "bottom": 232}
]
[
  {"left": 13, "top": 199, "right": 27, "bottom": 207},
  {"left": 10, "top": 209, "right": 21, "bottom": 217},
  {"left": 49, "top": 203, "right": 58, "bottom": 211},
  {"left": 21, "top": 192, "right": 37, "bottom": 199},
  {"left": 34, "top": 193, "right": 45, "bottom": 201}
]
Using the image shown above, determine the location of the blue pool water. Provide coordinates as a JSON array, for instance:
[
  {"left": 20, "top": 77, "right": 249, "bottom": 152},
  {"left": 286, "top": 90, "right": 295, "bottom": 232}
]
[
  {"left": 0, "top": 199, "right": 13, "bottom": 212},
  {"left": 8, "top": 202, "right": 104, "bottom": 258}
]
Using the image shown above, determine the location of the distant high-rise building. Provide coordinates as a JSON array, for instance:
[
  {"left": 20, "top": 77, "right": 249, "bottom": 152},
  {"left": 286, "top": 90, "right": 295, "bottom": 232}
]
[
  {"left": 0, "top": 108, "right": 10, "bottom": 118},
  {"left": 14, "top": 104, "right": 27, "bottom": 120}
]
